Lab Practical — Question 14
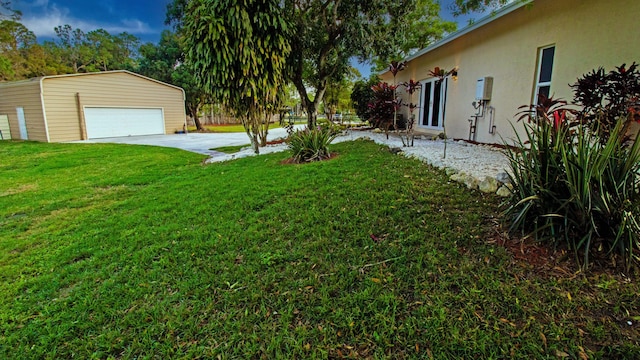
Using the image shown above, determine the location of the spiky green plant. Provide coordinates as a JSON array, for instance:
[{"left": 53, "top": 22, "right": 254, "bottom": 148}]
[
  {"left": 561, "top": 121, "right": 640, "bottom": 267},
  {"left": 287, "top": 125, "right": 337, "bottom": 163},
  {"left": 503, "top": 113, "right": 640, "bottom": 269},
  {"left": 503, "top": 119, "right": 570, "bottom": 241}
]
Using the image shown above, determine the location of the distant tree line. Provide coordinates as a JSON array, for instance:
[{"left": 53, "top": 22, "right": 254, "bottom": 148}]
[{"left": 0, "top": 20, "right": 139, "bottom": 81}]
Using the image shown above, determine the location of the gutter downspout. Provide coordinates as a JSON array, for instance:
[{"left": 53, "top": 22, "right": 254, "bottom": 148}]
[
  {"left": 181, "top": 88, "right": 188, "bottom": 134},
  {"left": 39, "top": 78, "right": 51, "bottom": 142},
  {"left": 75, "top": 93, "right": 87, "bottom": 140}
]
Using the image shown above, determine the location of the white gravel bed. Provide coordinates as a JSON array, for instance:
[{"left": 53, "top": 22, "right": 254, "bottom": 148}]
[
  {"left": 206, "top": 142, "right": 290, "bottom": 163},
  {"left": 206, "top": 130, "right": 511, "bottom": 182},
  {"left": 340, "top": 131, "right": 510, "bottom": 181}
]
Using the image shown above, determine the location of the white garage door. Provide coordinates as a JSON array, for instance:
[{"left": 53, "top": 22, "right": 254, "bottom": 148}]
[{"left": 84, "top": 107, "right": 165, "bottom": 139}]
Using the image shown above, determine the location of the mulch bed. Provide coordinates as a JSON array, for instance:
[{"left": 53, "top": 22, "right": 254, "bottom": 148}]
[
  {"left": 281, "top": 152, "right": 339, "bottom": 165},
  {"left": 483, "top": 218, "right": 639, "bottom": 280}
]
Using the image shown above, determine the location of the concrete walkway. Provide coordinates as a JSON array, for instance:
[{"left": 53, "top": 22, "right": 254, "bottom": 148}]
[{"left": 72, "top": 126, "right": 303, "bottom": 156}]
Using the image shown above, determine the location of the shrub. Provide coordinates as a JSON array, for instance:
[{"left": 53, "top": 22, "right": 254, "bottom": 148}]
[
  {"left": 572, "top": 63, "right": 640, "bottom": 142},
  {"left": 350, "top": 75, "right": 380, "bottom": 123},
  {"left": 367, "top": 81, "right": 398, "bottom": 129},
  {"left": 504, "top": 97, "right": 640, "bottom": 269},
  {"left": 287, "top": 125, "right": 337, "bottom": 163}
]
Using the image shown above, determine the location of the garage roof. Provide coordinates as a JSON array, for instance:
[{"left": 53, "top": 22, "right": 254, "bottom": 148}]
[{"left": 0, "top": 70, "right": 185, "bottom": 99}]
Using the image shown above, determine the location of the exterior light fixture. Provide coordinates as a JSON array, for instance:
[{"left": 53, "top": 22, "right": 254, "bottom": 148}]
[{"left": 451, "top": 68, "right": 459, "bottom": 81}]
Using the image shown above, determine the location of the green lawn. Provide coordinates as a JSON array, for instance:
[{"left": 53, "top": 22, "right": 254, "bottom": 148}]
[
  {"left": 209, "top": 144, "right": 249, "bottom": 153},
  {"left": 0, "top": 140, "right": 638, "bottom": 359},
  {"left": 189, "top": 123, "right": 248, "bottom": 132}
]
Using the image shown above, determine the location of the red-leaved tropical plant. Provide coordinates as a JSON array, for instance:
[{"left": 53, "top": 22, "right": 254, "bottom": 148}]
[
  {"left": 400, "top": 79, "right": 421, "bottom": 146},
  {"left": 516, "top": 94, "right": 579, "bottom": 145},
  {"left": 571, "top": 62, "right": 640, "bottom": 143},
  {"left": 389, "top": 60, "right": 407, "bottom": 131},
  {"left": 389, "top": 61, "right": 406, "bottom": 77},
  {"left": 404, "top": 79, "right": 420, "bottom": 93},
  {"left": 428, "top": 66, "right": 447, "bottom": 79},
  {"left": 367, "top": 82, "right": 399, "bottom": 138}
]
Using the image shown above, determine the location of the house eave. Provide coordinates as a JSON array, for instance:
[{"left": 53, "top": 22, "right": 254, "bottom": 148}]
[{"left": 383, "top": 0, "right": 533, "bottom": 75}]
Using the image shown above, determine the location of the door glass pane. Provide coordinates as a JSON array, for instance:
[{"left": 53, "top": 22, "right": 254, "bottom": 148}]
[
  {"left": 432, "top": 81, "right": 442, "bottom": 127},
  {"left": 422, "top": 82, "right": 431, "bottom": 126},
  {"left": 539, "top": 47, "right": 555, "bottom": 83}
]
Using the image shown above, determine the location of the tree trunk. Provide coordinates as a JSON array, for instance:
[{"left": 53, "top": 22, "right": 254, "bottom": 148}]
[
  {"left": 291, "top": 55, "right": 325, "bottom": 130},
  {"left": 258, "top": 113, "right": 269, "bottom": 147},
  {"left": 251, "top": 127, "right": 260, "bottom": 154},
  {"left": 241, "top": 116, "right": 260, "bottom": 154},
  {"left": 306, "top": 104, "right": 317, "bottom": 129},
  {"left": 188, "top": 104, "right": 204, "bottom": 131},
  {"left": 192, "top": 113, "right": 203, "bottom": 131},
  {"left": 302, "top": 85, "right": 326, "bottom": 129},
  {"left": 252, "top": 135, "right": 259, "bottom": 154}
]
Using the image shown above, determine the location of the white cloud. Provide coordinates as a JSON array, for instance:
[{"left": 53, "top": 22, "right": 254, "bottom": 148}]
[
  {"left": 19, "top": 3, "right": 155, "bottom": 39},
  {"left": 19, "top": 4, "right": 69, "bottom": 37}
]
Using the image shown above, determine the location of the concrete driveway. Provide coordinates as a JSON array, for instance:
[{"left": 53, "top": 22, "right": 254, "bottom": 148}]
[{"left": 73, "top": 126, "right": 304, "bottom": 156}]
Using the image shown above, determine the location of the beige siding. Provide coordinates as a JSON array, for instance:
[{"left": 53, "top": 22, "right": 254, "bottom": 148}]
[
  {"left": 0, "top": 79, "right": 47, "bottom": 141},
  {"left": 384, "top": 0, "right": 640, "bottom": 144},
  {"left": 42, "top": 71, "right": 186, "bottom": 142}
]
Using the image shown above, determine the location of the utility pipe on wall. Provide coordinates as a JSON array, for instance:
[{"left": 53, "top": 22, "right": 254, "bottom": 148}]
[
  {"left": 468, "top": 101, "right": 498, "bottom": 141},
  {"left": 487, "top": 106, "right": 496, "bottom": 135}
]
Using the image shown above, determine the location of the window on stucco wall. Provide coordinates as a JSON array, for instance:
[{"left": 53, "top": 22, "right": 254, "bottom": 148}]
[{"left": 534, "top": 45, "right": 555, "bottom": 104}]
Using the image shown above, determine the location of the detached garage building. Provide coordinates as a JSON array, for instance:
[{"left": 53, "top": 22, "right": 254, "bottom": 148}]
[{"left": 0, "top": 70, "right": 186, "bottom": 142}]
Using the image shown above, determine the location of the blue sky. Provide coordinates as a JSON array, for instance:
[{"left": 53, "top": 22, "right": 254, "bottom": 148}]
[{"left": 14, "top": 0, "right": 173, "bottom": 43}]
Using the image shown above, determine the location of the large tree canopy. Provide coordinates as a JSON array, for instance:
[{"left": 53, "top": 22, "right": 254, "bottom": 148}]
[
  {"left": 283, "top": 0, "right": 455, "bottom": 127},
  {"left": 167, "top": 0, "right": 455, "bottom": 128},
  {"left": 0, "top": 20, "right": 63, "bottom": 80},
  {"left": 449, "top": 0, "right": 524, "bottom": 15},
  {"left": 374, "top": 0, "right": 456, "bottom": 68},
  {"left": 0, "top": 20, "right": 142, "bottom": 81},
  {"left": 0, "top": 19, "right": 35, "bottom": 80},
  {"left": 180, "top": 0, "right": 291, "bottom": 152},
  {"left": 138, "top": 30, "right": 182, "bottom": 85}
]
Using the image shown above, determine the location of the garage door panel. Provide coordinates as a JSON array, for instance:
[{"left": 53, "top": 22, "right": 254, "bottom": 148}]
[{"left": 84, "top": 107, "right": 165, "bottom": 139}]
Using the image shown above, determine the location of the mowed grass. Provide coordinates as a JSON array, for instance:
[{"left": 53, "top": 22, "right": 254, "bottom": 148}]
[
  {"left": 0, "top": 140, "right": 638, "bottom": 359},
  {"left": 189, "top": 123, "right": 248, "bottom": 132},
  {"left": 210, "top": 144, "right": 249, "bottom": 153}
]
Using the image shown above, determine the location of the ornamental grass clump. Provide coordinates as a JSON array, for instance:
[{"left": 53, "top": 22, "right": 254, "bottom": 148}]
[
  {"left": 503, "top": 92, "right": 640, "bottom": 270},
  {"left": 561, "top": 122, "right": 640, "bottom": 267},
  {"left": 287, "top": 125, "right": 337, "bottom": 163}
]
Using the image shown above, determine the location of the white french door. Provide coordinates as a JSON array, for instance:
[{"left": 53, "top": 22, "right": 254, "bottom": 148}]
[{"left": 418, "top": 77, "right": 448, "bottom": 131}]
